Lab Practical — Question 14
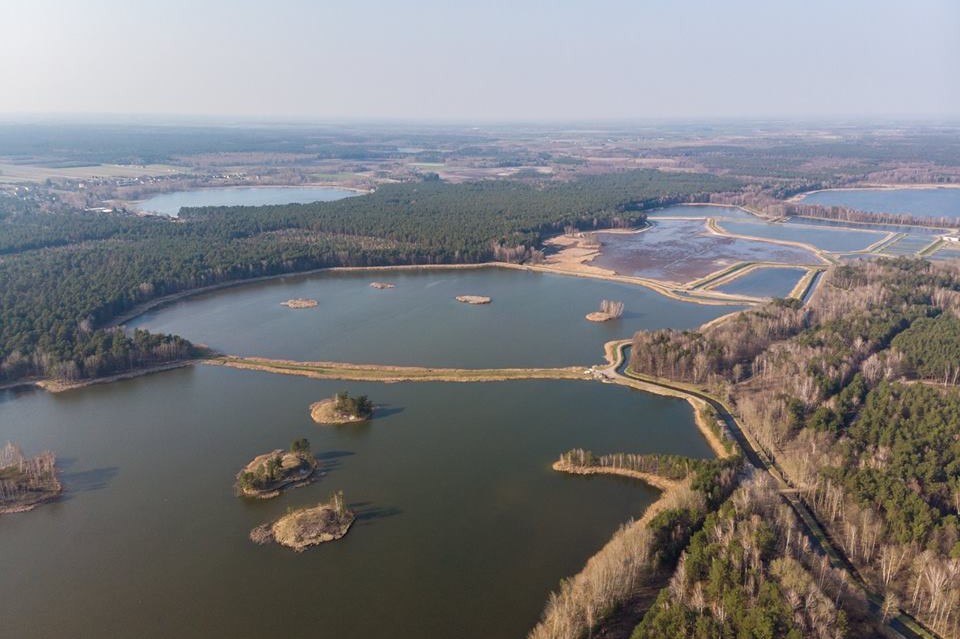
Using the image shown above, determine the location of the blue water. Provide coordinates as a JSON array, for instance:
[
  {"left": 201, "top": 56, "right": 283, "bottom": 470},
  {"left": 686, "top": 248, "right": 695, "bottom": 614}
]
[
  {"left": 137, "top": 186, "right": 357, "bottom": 217},
  {"left": 800, "top": 188, "right": 960, "bottom": 220}
]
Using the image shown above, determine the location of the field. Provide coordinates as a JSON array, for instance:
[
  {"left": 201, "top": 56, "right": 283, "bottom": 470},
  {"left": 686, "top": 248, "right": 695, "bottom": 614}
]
[{"left": 0, "top": 162, "right": 182, "bottom": 183}]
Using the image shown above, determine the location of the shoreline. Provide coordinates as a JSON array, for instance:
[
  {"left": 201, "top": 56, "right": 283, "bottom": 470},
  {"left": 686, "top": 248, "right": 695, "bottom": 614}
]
[
  {"left": 601, "top": 342, "right": 735, "bottom": 460},
  {"left": 789, "top": 183, "right": 960, "bottom": 203},
  {"left": 107, "top": 256, "right": 754, "bottom": 332},
  {"left": 552, "top": 460, "right": 682, "bottom": 493},
  {"left": 124, "top": 183, "right": 371, "bottom": 216},
  {"left": 31, "top": 360, "right": 199, "bottom": 394}
]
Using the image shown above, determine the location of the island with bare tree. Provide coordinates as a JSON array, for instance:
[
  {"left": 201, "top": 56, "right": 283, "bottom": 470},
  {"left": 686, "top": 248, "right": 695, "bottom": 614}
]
[
  {"left": 250, "top": 491, "right": 356, "bottom": 551},
  {"left": 310, "top": 392, "right": 374, "bottom": 424},
  {"left": 0, "top": 442, "right": 62, "bottom": 515},
  {"left": 235, "top": 438, "right": 319, "bottom": 499},
  {"left": 369, "top": 281, "right": 395, "bottom": 289},
  {"left": 585, "top": 299, "right": 624, "bottom": 322},
  {"left": 456, "top": 295, "right": 491, "bottom": 304}
]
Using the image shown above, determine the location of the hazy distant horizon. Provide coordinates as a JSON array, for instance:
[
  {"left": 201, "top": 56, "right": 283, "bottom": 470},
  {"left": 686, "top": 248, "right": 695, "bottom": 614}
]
[{"left": 2, "top": 0, "right": 958, "bottom": 121}]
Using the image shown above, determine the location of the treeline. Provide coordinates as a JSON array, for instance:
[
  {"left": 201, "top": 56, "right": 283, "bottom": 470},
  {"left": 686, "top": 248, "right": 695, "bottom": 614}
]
[
  {"left": 629, "top": 257, "right": 960, "bottom": 637},
  {"left": 784, "top": 201, "right": 960, "bottom": 230},
  {"left": 634, "top": 474, "right": 865, "bottom": 639},
  {"left": 529, "top": 453, "right": 741, "bottom": 639},
  {"left": 557, "top": 448, "right": 721, "bottom": 482},
  {"left": 0, "top": 170, "right": 737, "bottom": 384}
]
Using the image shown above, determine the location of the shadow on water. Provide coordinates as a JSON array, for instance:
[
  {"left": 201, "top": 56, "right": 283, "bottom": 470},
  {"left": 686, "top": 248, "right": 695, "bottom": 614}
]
[
  {"left": 350, "top": 501, "right": 403, "bottom": 525},
  {"left": 60, "top": 466, "right": 120, "bottom": 495},
  {"left": 0, "top": 385, "right": 40, "bottom": 406},
  {"left": 314, "top": 450, "right": 355, "bottom": 462},
  {"left": 314, "top": 450, "right": 354, "bottom": 475},
  {"left": 373, "top": 405, "right": 405, "bottom": 419}
]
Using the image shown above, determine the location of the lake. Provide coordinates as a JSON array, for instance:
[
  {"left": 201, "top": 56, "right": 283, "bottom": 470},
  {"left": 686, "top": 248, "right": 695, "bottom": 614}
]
[
  {"left": 799, "top": 187, "right": 960, "bottom": 219},
  {"left": 0, "top": 367, "right": 712, "bottom": 639},
  {"left": 136, "top": 186, "right": 357, "bottom": 217},
  {"left": 128, "top": 267, "right": 738, "bottom": 367},
  {"left": 1, "top": 266, "right": 735, "bottom": 638},
  {"left": 590, "top": 221, "right": 818, "bottom": 283}
]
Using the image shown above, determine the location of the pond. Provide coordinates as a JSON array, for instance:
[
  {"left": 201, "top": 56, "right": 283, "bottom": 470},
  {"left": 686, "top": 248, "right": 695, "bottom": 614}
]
[
  {"left": 589, "top": 221, "right": 818, "bottom": 283},
  {"left": 136, "top": 186, "right": 357, "bottom": 217},
  {"left": 713, "top": 267, "right": 807, "bottom": 299},
  {"left": 718, "top": 220, "right": 885, "bottom": 253}
]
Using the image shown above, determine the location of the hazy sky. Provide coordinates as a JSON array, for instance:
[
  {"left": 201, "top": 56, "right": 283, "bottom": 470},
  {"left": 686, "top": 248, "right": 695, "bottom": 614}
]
[{"left": 2, "top": 0, "right": 958, "bottom": 121}]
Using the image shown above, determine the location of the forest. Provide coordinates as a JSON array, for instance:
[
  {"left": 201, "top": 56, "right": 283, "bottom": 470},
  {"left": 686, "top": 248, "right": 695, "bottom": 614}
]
[
  {"left": 0, "top": 170, "right": 736, "bottom": 384},
  {"left": 629, "top": 257, "right": 960, "bottom": 637}
]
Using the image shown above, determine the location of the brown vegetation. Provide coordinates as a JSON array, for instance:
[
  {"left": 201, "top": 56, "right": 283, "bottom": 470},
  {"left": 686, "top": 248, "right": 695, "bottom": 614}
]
[
  {"left": 0, "top": 442, "right": 61, "bottom": 514},
  {"left": 628, "top": 258, "right": 960, "bottom": 637},
  {"left": 586, "top": 299, "right": 625, "bottom": 322},
  {"left": 280, "top": 298, "right": 318, "bottom": 308},
  {"left": 234, "top": 444, "right": 318, "bottom": 498},
  {"left": 455, "top": 295, "right": 491, "bottom": 304},
  {"left": 250, "top": 492, "right": 355, "bottom": 552}
]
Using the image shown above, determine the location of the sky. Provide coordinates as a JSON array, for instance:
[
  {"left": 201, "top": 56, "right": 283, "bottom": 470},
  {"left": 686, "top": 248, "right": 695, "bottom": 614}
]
[{"left": 1, "top": 0, "right": 958, "bottom": 121}]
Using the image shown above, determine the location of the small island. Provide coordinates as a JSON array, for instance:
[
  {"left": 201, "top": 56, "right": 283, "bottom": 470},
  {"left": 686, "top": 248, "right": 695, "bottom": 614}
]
[
  {"left": 250, "top": 491, "right": 356, "bottom": 551},
  {"left": 281, "top": 298, "right": 318, "bottom": 309},
  {"left": 369, "top": 281, "right": 395, "bottom": 289},
  {"left": 0, "top": 442, "right": 62, "bottom": 515},
  {"left": 456, "top": 295, "right": 491, "bottom": 304},
  {"left": 310, "top": 392, "right": 374, "bottom": 424},
  {"left": 585, "top": 299, "right": 624, "bottom": 322},
  {"left": 235, "top": 438, "right": 318, "bottom": 499}
]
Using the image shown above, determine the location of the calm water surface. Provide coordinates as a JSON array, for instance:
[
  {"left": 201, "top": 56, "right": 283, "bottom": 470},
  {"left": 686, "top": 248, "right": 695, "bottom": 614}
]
[
  {"left": 129, "top": 267, "right": 737, "bottom": 366},
  {"left": 720, "top": 220, "right": 883, "bottom": 253},
  {"left": 715, "top": 267, "right": 806, "bottom": 298},
  {"left": 591, "top": 221, "right": 817, "bottom": 283},
  {"left": 0, "top": 368, "right": 712, "bottom": 639},
  {"left": 646, "top": 204, "right": 757, "bottom": 219},
  {"left": 799, "top": 188, "right": 960, "bottom": 219},
  {"left": 137, "top": 186, "right": 356, "bottom": 217}
]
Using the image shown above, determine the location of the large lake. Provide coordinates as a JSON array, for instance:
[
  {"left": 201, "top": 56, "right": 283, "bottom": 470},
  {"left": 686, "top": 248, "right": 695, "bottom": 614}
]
[
  {"left": 0, "top": 368, "right": 712, "bottom": 639},
  {"left": 136, "top": 186, "right": 357, "bottom": 217},
  {"left": 799, "top": 187, "right": 960, "bottom": 219},
  {"left": 2, "top": 267, "right": 733, "bottom": 638},
  {"left": 128, "top": 267, "right": 737, "bottom": 367}
]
